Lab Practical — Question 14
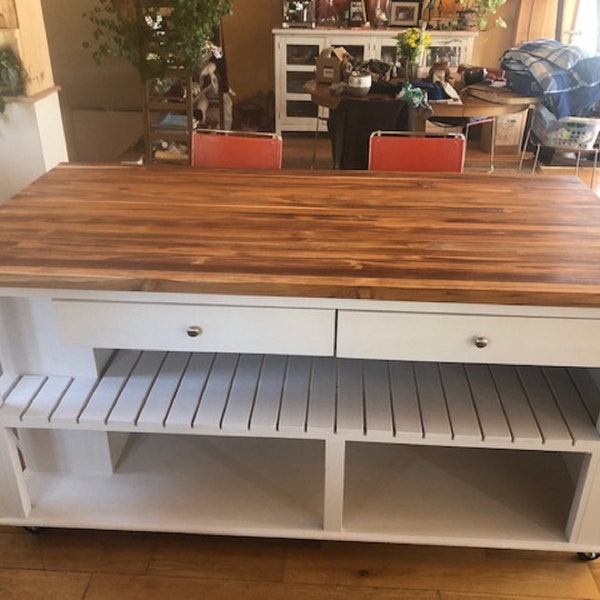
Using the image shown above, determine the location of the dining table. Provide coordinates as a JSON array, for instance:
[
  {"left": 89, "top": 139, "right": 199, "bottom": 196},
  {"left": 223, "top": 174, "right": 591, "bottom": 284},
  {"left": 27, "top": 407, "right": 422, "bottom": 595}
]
[
  {"left": 305, "top": 79, "right": 538, "bottom": 122},
  {"left": 2, "top": 164, "right": 600, "bottom": 558}
]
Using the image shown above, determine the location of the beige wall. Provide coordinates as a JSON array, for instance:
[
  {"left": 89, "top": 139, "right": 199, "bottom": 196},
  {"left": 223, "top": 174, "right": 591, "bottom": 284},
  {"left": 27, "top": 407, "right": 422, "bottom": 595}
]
[
  {"left": 471, "top": 3, "right": 518, "bottom": 68},
  {"left": 222, "top": 0, "right": 281, "bottom": 102},
  {"left": 41, "top": 0, "right": 282, "bottom": 109},
  {"left": 0, "top": 0, "right": 55, "bottom": 96},
  {"left": 42, "top": 0, "right": 522, "bottom": 108},
  {"left": 39, "top": 0, "right": 523, "bottom": 161}
]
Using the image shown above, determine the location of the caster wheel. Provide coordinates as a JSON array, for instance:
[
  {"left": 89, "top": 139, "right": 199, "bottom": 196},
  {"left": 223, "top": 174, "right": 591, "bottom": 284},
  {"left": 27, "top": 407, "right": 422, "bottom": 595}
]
[
  {"left": 24, "top": 526, "right": 45, "bottom": 534},
  {"left": 577, "top": 552, "right": 600, "bottom": 561}
]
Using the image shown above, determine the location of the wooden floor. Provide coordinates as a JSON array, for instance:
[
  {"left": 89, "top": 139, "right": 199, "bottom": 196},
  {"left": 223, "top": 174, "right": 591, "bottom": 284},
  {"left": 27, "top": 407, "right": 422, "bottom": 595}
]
[
  {"left": 3, "top": 135, "right": 600, "bottom": 599},
  {"left": 3, "top": 526, "right": 600, "bottom": 600},
  {"left": 283, "top": 133, "right": 600, "bottom": 196},
  {"left": 283, "top": 131, "right": 525, "bottom": 170}
]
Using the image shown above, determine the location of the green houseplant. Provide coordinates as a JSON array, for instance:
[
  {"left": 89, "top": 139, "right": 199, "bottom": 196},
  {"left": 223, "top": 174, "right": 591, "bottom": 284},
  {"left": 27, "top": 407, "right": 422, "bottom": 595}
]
[
  {"left": 82, "top": 0, "right": 234, "bottom": 78},
  {"left": 0, "top": 47, "right": 26, "bottom": 114},
  {"left": 454, "top": 0, "right": 507, "bottom": 30}
]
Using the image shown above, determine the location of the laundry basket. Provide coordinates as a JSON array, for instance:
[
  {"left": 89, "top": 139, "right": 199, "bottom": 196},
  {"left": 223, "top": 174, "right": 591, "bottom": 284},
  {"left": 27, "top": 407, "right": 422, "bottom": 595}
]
[
  {"left": 531, "top": 104, "right": 600, "bottom": 150},
  {"left": 519, "top": 104, "right": 600, "bottom": 188}
]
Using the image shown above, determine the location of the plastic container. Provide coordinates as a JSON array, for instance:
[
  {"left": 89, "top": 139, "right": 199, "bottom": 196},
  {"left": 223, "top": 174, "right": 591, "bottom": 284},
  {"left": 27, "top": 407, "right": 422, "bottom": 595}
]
[{"left": 532, "top": 104, "right": 600, "bottom": 150}]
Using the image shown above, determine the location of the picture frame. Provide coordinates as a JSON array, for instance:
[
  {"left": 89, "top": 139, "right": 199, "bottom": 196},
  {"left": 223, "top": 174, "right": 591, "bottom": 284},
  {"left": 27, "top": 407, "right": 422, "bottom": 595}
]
[
  {"left": 348, "top": 0, "right": 367, "bottom": 26},
  {"left": 389, "top": 1, "right": 422, "bottom": 27}
]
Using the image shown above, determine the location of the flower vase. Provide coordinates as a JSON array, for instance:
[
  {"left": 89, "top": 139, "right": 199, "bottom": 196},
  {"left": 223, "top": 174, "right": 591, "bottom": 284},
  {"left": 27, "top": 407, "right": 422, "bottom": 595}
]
[{"left": 406, "top": 59, "right": 419, "bottom": 81}]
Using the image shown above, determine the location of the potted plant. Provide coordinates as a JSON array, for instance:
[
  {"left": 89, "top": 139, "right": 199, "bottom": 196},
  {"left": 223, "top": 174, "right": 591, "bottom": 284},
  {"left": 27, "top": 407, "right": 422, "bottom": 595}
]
[
  {"left": 454, "top": 0, "right": 507, "bottom": 30},
  {"left": 82, "top": 0, "right": 234, "bottom": 78},
  {"left": 0, "top": 47, "right": 26, "bottom": 114}
]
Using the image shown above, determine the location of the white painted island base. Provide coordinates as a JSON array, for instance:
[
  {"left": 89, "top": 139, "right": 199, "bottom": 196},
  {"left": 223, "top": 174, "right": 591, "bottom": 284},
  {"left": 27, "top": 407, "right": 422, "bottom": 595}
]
[{"left": 2, "top": 290, "right": 600, "bottom": 554}]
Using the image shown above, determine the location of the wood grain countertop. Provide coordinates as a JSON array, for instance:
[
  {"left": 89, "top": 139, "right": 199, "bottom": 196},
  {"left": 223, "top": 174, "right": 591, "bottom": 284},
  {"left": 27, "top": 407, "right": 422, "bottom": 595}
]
[{"left": 1, "top": 163, "right": 600, "bottom": 307}]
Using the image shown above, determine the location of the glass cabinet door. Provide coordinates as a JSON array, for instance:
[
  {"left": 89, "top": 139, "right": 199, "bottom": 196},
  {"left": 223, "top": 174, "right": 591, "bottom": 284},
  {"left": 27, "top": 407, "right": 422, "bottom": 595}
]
[
  {"left": 379, "top": 41, "right": 398, "bottom": 65},
  {"left": 424, "top": 41, "right": 466, "bottom": 69},
  {"left": 285, "top": 42, "right": 321, "bottom": 96},
  {"left": 337, "top": 43, "right": 366, "bottom": 64},
  {"left": 278, "top": 37, "right": 325, "bottom": 129},
  {"left": 286, "top": 43, "right": 320, "bottom": 67}
]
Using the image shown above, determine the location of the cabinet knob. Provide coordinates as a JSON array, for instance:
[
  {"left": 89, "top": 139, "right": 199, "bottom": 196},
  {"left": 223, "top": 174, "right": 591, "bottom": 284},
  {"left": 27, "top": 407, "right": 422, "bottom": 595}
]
[
  {"left": 186, "top": 325, "right": 203, "bottom": 338},
  {"left": 474, "top": 336, "right": 489, "bottom": 349}
]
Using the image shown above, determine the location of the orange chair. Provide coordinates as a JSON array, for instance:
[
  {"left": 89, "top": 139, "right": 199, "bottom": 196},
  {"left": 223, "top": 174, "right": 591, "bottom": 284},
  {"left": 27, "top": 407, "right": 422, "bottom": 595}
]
[
  {"left": 191, "top": 129, "right": 283, "bottom": 169},
  {"left": 368, "top": 131, "right": 467, "bottom": 173}
]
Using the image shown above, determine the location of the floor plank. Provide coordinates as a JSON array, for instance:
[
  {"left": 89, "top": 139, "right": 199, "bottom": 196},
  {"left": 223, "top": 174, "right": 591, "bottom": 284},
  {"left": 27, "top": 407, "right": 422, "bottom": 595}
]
[
  {"left": 285, "top": 133, "right": 599, "bottom": 197},
  {"left": 0, "top": 528, "right": 44, "bottom": 570},
  {"left": 283, "top": 542, "right": 600, "bottom": 599},
  {"left": 147, "top": 533, "right": 287, "bottom": 581},
  {"left": 0, "top": 569, "right": 90, "bottom": 600},
  {"left": 440, "top": 595, "right": 587, "bottom": 600},
  {"left": 83, "top": 573, "right": 440, "bottom": 600},
  {"left": 38, "top": 529, "right": 155, "bottom": 575}
]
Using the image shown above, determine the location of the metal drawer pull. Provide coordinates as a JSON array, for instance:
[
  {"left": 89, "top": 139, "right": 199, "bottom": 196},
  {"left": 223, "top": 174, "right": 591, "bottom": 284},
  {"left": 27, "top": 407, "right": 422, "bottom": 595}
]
[
  {"left": 474, "top": 336, "right": 489, "bottom": 348},
  {"left": 186, "top": 325, "right": 203, "bottom": 338}
]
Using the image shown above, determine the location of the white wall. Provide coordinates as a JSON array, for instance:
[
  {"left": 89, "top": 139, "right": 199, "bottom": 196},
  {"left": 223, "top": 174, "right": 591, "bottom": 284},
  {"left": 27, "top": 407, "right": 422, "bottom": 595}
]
[{"left": 0, "top": 91, "right": 68, "bottom": 204}]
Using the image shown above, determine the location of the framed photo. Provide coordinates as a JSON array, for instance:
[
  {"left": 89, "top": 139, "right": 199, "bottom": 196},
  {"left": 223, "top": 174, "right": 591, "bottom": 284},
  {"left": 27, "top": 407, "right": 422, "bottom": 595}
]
[
  {"left": 348, "top": 0, "right": 367, "bottom": 26},
  {"left": 389, "top": 1, "right": 422, "bottom": 27}
]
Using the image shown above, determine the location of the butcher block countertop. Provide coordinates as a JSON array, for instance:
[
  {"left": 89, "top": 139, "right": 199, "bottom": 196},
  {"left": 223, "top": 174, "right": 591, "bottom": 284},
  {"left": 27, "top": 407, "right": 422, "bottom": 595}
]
[{"left": 1, "top": 163, "right": 600, "bottom": 307}]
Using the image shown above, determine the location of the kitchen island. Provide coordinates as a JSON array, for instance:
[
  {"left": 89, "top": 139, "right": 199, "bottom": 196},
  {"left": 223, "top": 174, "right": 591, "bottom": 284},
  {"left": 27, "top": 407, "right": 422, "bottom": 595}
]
[{"left": 1, "top": 164, "right": 600, "bottom": 553}]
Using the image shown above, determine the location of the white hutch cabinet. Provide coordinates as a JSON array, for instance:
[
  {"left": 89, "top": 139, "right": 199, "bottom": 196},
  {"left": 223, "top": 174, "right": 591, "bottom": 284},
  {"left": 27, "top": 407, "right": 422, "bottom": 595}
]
[{"left": 273, "top": 28, "right": 477, "bottom": 134}]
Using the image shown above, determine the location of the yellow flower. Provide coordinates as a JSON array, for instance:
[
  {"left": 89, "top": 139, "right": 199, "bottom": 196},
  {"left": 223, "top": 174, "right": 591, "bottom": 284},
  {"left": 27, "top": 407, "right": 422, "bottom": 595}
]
[{"left": 396, "top": 28, "right": 430, "bottom": 61}]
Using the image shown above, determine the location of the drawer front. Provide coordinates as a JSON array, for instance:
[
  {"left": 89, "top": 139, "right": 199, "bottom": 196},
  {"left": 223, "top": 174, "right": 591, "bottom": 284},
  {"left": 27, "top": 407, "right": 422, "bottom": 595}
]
[
  {"left": 337, "top": 311, "right": 600, "bottom": 367},
  {"left": 53, "top": 300, "right": 335, "bottom": 356}
]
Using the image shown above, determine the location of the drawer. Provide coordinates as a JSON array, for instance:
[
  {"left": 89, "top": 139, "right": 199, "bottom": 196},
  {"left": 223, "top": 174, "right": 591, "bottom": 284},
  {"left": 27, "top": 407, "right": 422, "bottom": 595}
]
[
  {"left": 53, "top": 300, "right": 335, "bottom": 356},
  {"left": 337, "top": 310, "right": 600, "bottom": 367}
]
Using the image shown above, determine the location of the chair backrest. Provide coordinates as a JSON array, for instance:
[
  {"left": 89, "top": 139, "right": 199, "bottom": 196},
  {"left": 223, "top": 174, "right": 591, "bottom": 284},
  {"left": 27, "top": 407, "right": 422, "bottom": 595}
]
[
  {"left": 368, "top": 131, "right": 466, "bottom": 173},
  {"left": 192, "top": 129, "right": 283, "bottom": 169}
]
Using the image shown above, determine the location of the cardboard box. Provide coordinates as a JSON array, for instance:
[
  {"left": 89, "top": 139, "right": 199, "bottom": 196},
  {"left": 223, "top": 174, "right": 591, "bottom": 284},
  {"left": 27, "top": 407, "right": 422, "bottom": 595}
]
[
  {"left": 481, "top": 109, "right": 528, "bottom": 155},
  {"left": 315, "top": 46, "right": 347, "bottom": 84}
]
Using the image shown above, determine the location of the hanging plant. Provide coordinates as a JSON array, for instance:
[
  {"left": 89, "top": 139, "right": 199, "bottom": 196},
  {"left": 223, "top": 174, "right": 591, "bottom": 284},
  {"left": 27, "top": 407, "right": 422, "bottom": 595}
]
[
  {"left": 0, "top": 47, "right": 26, "bottom": 114},
  {"left": 82, "top": 0, "right": 234, "bottom": 78}
]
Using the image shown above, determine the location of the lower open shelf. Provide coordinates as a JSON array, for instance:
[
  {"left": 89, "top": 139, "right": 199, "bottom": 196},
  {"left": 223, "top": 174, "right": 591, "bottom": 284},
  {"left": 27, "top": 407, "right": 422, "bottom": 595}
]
[
  {"left": 21, "top": 433, "right": 325, "bottom": 536},
  {"left": 5, "top": 429, "right": 590, "bottom": 549},
  {"left": 344, "top": 443, "right": 584, "bottom": 547}
]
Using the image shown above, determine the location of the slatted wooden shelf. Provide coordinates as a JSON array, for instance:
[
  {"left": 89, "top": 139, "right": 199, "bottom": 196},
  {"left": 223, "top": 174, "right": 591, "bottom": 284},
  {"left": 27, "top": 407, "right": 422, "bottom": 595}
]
[{"left": 1, "top": 350, "right": 599, "bottom": 449}]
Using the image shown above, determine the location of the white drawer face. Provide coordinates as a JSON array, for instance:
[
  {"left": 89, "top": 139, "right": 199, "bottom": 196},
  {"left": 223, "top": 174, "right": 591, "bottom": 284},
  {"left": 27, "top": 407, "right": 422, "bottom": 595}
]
[
  {"left": 53, "top": 300, "right": 335, "bottom": 356},
  {"left": 337, "top": 311, "right": 600, "bottom": 367}
]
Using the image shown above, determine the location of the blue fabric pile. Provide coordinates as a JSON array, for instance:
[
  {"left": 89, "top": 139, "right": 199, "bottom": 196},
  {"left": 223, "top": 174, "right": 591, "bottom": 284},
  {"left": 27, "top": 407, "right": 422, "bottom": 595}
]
[{"left": 500, "top": 39, "right": 600, "bottom": 118}]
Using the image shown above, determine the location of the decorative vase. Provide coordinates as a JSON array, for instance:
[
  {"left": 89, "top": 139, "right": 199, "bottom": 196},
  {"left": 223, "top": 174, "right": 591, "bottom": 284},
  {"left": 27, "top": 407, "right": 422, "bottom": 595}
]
[
  {"left": 317, "top": 0, "right": 340, "bottom": 27},
  {"left": 457, "top": 9, "right": 478, "bottom": 30},
  {"left": 406, "top": 59, "right": 420, "bottom": 81},
  {"left": 348, "top": 71, "right": 372, "bottom": 97}
]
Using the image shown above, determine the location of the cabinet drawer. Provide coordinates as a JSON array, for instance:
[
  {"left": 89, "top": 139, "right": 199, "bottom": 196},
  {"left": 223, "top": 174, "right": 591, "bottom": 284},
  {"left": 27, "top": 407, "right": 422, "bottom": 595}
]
[
  {"left": 53, "top": 300, "right": 335, "bottom": 356},
  {"left": 337, "top": 311, "right": 600, "bottom": 367}
]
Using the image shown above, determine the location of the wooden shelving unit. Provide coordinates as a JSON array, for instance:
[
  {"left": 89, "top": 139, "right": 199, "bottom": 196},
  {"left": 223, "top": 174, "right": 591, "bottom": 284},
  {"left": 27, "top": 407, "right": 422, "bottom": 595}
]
[{"left": 143, "top": 68, "right": 195, "bottom": 165}]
